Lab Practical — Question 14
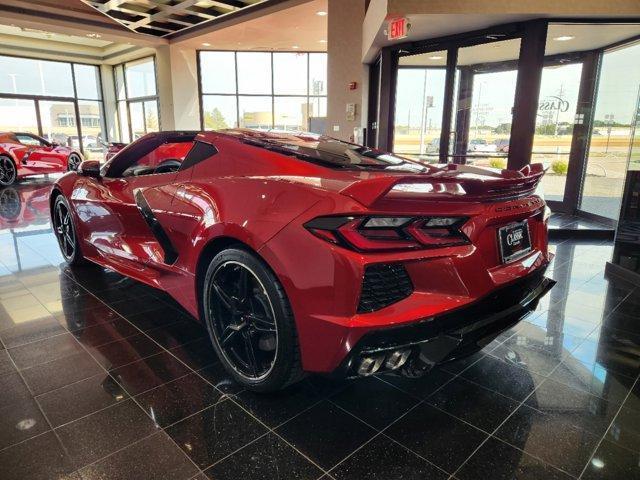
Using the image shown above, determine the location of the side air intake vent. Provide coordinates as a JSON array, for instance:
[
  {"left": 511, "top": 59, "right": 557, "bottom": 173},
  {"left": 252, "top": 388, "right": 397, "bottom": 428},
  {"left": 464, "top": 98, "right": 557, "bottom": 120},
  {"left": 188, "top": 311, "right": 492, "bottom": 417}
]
[{"left": 357, "top": 264, "right": 413, "bottom": 313}]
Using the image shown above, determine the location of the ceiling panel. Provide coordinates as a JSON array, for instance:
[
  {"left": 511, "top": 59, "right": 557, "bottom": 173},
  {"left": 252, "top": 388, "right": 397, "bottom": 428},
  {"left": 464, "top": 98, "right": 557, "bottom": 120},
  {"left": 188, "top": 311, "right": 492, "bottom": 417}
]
[{"left": 80, "top": 0, "right": 266, "bottom": 37}]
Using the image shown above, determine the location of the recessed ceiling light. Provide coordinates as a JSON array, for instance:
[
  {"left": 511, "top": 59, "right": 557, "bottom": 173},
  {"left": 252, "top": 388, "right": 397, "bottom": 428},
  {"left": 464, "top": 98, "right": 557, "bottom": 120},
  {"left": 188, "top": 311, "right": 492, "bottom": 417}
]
[
  {"left": 554, "top": 35, "right": 575, "bottom": 41},
  {"left": 86, "top": 33, "right": 102, "bottom": 39},
  {"left": 292, "top": 45, "right": 300, "bottom": 49},
  {"left": 318, "top": 39, "right": 327, "bottom": 44},
  {"left": 429, "top": 55, "right": 443, "bottom": 60},
  {"left": 202, "top": 42, "right": 211, "bottom": 46},
  {"left": 316, "top": 11, "right": 327, "bottom": 16},
  {"left": 591, "top": 458, "right": 605, "bottom": 469}
]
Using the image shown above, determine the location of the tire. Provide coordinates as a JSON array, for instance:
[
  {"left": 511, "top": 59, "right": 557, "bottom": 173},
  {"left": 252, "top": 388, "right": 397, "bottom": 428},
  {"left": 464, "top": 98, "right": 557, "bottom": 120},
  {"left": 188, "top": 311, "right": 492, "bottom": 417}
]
[
  {"left": 67, "top": 153, "right": 81, "bottom": 172},
  {"left": 52, "top": 195, "right": 86, "bottom": 265},
  {"left": 203, "top": 247, "right": 303, "bottom": 392},
  {"left": 0, "top": 155, "right": 17, "bottom": 186},
  {"left": 0, "top": 188, "right": 20, "bottom": 220}
]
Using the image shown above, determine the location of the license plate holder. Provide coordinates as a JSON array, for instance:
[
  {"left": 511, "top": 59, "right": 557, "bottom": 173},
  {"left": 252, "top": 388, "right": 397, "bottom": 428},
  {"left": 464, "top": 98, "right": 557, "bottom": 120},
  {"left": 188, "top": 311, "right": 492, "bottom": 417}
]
[{"left": 498, "top": 220, "right": 532, "bottom": 264}]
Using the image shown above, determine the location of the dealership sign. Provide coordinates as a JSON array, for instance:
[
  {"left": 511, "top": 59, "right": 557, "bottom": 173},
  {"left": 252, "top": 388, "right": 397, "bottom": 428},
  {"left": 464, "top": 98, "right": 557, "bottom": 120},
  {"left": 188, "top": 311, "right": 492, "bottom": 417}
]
[{"left": 538, "top": 95, "right": 570, "bottom": 113}]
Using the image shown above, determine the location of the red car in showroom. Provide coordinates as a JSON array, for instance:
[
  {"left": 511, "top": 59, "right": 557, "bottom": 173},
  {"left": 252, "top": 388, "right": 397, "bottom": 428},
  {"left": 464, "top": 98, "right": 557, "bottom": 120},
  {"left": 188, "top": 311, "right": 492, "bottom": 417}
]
[
  {"left": 0, "top": 132, "right": 83, "bottom": 185},
  {"left": 50, "top": 129, "right": 554, "bottom": 391}
]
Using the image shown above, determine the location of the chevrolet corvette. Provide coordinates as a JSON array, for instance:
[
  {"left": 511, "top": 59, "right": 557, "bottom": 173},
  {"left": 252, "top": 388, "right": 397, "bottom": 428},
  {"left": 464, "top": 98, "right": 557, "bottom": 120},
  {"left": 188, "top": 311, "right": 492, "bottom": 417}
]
[
  {"left": 0, "top": 132, "right": 83, "bottom": 185},
  {"left": 50, "top": 129, "right": 554, "bottom": 391}
]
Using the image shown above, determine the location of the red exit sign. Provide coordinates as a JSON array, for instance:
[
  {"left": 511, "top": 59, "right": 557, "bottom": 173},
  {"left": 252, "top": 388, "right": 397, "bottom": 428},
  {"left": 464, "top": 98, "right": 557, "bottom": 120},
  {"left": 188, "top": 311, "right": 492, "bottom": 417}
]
[{"left": 388, "top": 17, "right": 408, "bottom": 40}]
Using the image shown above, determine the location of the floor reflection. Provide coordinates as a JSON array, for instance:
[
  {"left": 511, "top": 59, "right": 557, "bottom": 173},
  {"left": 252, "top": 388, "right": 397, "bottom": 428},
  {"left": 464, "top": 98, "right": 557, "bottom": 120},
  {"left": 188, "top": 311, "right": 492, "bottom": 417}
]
[{"left": 0, "top": 180, "right": 637, "bottom": 480}]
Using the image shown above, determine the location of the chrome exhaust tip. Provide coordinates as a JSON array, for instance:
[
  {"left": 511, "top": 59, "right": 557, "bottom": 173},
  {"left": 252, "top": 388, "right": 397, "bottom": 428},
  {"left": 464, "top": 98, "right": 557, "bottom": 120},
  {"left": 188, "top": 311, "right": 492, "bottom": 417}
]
[
  {"left": 357, "top": 355, "right": 384, "bottom": 376},
  {"left": 385, "top": 349, "right": 411, "bottom": 370}
]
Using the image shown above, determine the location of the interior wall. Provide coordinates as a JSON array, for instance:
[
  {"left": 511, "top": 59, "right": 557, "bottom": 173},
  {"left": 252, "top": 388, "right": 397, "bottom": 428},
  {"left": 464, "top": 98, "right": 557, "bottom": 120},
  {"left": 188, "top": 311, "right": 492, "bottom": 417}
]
[
  {"left": 99, "top": 64, "right": 118, "bottom": 142},
  {"left": 155, "top": 45, "right": 176, "bottom": 131},
  {"left": 153, "top": 45, "right": 200, "bottom": 132},
  {"left": 169, "top": 46, "right": 200, "bottom": 131},
  {"left": 326, "top": 0, "right": 367, "bottom": 141}
]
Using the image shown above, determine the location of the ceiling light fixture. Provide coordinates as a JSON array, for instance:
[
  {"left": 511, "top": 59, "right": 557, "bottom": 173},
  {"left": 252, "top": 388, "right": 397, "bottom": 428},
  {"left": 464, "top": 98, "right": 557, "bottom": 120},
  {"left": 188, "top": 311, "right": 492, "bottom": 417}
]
[
  {"left": 554, "top": 35, "right": 575, "bottom": 41},
  {"left": 292, "top": 45, "right": 300, "bottom": 49},
  {"left": 319, "top": 39, "right": 327, "bottom": 43},
  {"left": 316, "top": 11, "right": 327, "bottom": 16},
  {"left": 428, "top": 55, "right": 443, "bottom": 60},
  {"left": 202, "top": 42, "right": 211, "bottom": 46},
  {"left": 86, "top": 33, "right": 102, "bottom": 39}
]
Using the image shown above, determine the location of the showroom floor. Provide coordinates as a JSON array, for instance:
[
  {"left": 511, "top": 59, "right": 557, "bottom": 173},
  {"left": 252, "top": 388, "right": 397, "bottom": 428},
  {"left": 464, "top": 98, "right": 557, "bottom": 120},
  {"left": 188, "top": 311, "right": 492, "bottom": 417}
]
[{"left": 0, "top": 179, "right": 638, "bottom": 480}]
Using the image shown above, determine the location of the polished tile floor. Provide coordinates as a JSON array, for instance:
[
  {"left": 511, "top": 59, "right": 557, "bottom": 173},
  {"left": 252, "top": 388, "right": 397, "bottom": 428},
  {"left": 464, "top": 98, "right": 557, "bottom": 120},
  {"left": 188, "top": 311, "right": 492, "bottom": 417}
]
[{"left": 0, "top": 179, "right": 639, "bottom": 480}]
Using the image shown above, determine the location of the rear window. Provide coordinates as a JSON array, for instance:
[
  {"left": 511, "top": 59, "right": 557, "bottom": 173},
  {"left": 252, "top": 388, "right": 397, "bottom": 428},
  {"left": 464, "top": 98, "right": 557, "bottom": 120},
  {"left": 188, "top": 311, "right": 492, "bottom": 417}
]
[{"left": 241, "top": 135, "right": 426, "bottom": 172}]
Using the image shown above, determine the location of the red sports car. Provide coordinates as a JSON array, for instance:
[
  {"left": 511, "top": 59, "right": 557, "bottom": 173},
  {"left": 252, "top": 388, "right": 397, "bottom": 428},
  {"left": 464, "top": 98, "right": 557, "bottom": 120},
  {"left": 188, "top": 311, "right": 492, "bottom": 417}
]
[
  {"left": 0, "top": 132, "right": 83, "bottom": 185},
  {"left": 50, "top": 129, "right": 554, "bottom": 391}
]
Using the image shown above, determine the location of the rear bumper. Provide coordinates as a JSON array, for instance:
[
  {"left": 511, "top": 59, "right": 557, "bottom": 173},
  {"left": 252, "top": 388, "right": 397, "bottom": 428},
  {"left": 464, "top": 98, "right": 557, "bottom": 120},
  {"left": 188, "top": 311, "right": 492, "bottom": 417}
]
[{"left": 334, "top": 266, "right": 555, "bottom": 377}]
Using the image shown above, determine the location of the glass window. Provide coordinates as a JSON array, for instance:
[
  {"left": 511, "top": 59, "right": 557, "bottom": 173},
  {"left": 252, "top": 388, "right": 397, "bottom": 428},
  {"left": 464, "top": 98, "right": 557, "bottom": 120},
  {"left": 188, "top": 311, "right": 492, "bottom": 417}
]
[
  {"left": 237, "top": 52, "right": 271, "bottom": 94},
  {"left": 0, "top": 55, "right": 74, "bottom": 97},
  {"left": 15, "top": 133, "right": 44, "bottom": 146},
  {"left": 202, "top": 95, "right": 238, "bottom": 130},
  {"left": 309, "top": 53, "right": 327, "bottom": 96},
  {"left": 121, "top": 142, "right": 194, "bottom": 177},
  {"left": 274, "top": 97, "right": 308, "bottom": 131},
  {"left": 393, "top": 56, "right": 447, "bottom": 161},
  {"left": 200, "top": 52, "right": 236, "bottom": 94},
  {"left": 115, "top": 57, "right": 160, "bottom": 142},
  {"left": 309, "top": 96, "right": 327, "bottom": 117},
  {"left": 582, "top": 42, "right": 640, "bottom": 219},
  {"left": 39, "top": 100, "right": 79, "bottom": 147},
  {"left": 535, "top": 63, "right": 583, "bottom": 202},
  {"left": 125, "top": 57, "right": 156, "bottom": 98},
  {"left": 274, "top": 53, "right": 307, "bottom": 95},
  {"left": 239, "top": 96, "right": 272, "bottom": 130},
  {"left": 129, "top": 102, "right": 145, "bottom": 140},
  {"left": 199, "top": 51, "right": 327, "bottom": 131},
  {"left": 144, "top": 100, "right": 159, "bottom": 133},
  {"left": 74, "top": 64, "right": 101, "bottom": 100},
  {"left": 0, "top": 99, "right": 39, "bottom": 134},
  {"left": 453, "top": 38, "right": 521, "bottom": 168},
  {"left": 78, "top": 100, "right": 106, "bottom": 159}
]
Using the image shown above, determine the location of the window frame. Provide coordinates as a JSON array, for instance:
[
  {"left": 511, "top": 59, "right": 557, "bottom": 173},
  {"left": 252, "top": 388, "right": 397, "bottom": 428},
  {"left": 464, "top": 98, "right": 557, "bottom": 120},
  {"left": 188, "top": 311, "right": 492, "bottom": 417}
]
[
  {"left": 112, "top": 56, "right": 161, "bottom": 142},
  {"left": 196, "top": 50, "right": 328, "bottom": 132},
  {"left": 0, "top": 53, "right": 107, "bottom": 154}
]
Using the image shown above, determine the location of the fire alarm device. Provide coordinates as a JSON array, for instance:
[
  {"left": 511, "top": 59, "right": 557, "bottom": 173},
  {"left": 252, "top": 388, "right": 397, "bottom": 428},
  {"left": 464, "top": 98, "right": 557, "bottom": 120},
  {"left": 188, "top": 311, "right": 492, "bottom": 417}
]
[
  {"left": 349, "top": 82, "right": 357, "bottom": 90},
  {"left": 346, "top": 103, "right": 357, "bottom": 122}
]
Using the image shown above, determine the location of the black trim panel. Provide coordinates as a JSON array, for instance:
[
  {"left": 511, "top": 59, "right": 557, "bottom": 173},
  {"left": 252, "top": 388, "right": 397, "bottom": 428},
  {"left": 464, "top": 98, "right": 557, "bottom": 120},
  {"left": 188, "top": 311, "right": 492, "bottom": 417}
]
[{"left": 134, "top": 189, "right": 179, "bottom": 265}]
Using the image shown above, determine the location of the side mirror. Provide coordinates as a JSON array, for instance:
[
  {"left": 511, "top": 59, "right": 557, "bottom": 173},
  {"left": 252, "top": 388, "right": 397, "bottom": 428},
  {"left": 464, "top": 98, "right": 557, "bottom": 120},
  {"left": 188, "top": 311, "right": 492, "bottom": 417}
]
[{"left": 78, "top": 160, "right": 101, "bottom": 179}]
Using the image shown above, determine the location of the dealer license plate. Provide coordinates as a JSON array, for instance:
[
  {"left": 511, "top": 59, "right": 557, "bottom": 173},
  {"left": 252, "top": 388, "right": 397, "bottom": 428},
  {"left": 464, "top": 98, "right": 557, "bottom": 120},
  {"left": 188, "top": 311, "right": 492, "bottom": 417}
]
[{"left": 498, "top": 220, "right": 532, "bottom": 264}]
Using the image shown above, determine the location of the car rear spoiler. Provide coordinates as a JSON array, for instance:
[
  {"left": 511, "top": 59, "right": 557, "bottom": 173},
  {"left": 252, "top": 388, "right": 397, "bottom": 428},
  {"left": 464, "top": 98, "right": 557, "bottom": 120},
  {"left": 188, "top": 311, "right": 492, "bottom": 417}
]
[{"left": 340, "top": 163, "right": 546, "bottom": 207}]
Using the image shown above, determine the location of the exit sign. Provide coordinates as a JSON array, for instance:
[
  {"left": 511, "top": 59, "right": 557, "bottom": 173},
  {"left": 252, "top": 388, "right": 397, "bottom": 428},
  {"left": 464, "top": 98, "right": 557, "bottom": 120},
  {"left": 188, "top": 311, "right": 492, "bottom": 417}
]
[{"left": 388, "top": 17, "right": 408, "bottom": 40}]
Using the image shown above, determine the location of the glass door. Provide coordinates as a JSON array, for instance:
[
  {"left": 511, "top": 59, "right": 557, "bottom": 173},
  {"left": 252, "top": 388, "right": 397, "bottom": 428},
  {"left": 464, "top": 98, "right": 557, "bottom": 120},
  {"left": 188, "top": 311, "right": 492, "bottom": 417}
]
[
  {"left": 393, "top": 50, "right": 447, "bottom": 163},
  {"left": 453, "top": 38, "right": 522, "bottom": 168},
  {"left": 535, "top": 63, "right": 583, "bottom": 205},
  {"left": 581, "top": 42, "right": 640, "bottom": 220}
]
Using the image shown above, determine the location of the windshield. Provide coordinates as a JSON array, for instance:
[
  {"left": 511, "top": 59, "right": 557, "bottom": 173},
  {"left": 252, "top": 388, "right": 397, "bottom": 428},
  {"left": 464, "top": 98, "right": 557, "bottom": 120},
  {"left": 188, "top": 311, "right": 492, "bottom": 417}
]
[{"left": 231, "top": 131, "right": 427, "bottom": 172}]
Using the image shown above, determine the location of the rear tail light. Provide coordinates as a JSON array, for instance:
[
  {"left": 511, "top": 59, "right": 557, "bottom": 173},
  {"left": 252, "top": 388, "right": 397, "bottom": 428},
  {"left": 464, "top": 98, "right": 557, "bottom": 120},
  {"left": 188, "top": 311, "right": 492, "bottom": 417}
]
[{"left": 305, "top": 215, "right": 468, "bottom": 252}]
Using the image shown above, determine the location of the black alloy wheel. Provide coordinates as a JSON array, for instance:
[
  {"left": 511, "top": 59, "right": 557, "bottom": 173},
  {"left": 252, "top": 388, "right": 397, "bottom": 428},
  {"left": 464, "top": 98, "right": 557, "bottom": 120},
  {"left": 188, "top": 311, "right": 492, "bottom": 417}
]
[
  {"left": 0, "top": 156, "right": 17, "bottom": 186},
  {"left": 53, "top": 195, "right": 85, "bottom": 265},
  {"left": 67, "top": 153, "right": 81, "bottom": 171},
  {"left": 208, "top": 261, "right": 278, "bottom": 380},
  {"left": 203, "top": 248, "right": 302, "bottom": 392}
]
